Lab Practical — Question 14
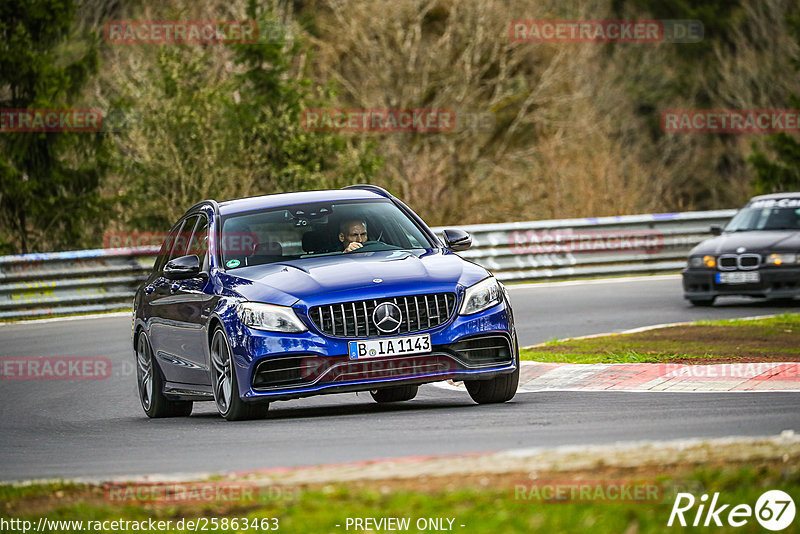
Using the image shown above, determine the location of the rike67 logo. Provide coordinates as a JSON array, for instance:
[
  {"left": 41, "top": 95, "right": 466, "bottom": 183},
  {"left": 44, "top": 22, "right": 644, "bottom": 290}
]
[{"left": 668, "top": 490, "right": 795, "bottom": 531}]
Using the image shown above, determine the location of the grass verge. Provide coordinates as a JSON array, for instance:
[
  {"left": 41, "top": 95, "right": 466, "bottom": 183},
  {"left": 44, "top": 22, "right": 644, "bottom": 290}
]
[
  {"left": 1, "top": 461, "right": 797, "bottom": 533},
  {"left": 521, "top": 313, "right": 800, "bottom": 364}
]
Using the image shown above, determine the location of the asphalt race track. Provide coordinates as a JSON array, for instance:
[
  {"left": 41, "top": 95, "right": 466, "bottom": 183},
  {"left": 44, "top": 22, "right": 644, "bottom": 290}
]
[
  {"left": 1, "top": 275, "right": 798, "bottom": 481},
  {"left": 510, "top": 274, "right": 800, "bottom": 344}
]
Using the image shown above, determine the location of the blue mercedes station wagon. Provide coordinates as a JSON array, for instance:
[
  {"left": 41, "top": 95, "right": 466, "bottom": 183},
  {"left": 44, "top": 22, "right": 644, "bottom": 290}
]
[{"left": 133, "top": 185, "right": 519, "bottom": 420}]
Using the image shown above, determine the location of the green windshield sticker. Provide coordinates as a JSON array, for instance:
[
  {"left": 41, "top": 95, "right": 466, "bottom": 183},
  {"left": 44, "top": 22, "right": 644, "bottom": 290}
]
[{"left": 226, "top": 259, "right": 240, "bottom": 268}]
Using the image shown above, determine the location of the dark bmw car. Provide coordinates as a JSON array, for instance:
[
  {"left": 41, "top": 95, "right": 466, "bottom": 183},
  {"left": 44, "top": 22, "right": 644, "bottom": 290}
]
[
  {"left": 683, "top": 192, "right": 800, "bottom": 306},
  {"left": 133, "top": 185, "right": 519, "bottom": 420}
]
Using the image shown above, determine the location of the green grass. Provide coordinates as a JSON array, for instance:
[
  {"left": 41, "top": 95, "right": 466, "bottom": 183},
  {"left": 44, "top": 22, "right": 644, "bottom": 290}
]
[
  {"left": 1, "top": 465, "right": 797, "bottom": 533},
  {"left": 695, "top": 313, "right": 800, "bottom": 328},
  {"left": 0, "top": 481, "right": 88, "bottom": 501},
  {"left": 520, "top": 313, "right": 800, "bottom": 364}
]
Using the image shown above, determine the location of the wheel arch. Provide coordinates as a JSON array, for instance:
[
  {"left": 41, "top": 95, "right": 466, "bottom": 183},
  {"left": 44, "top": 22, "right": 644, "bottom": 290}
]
[
  {"left": 207, "top": 315, "right": 225, "bottom": 347},
  {"left": 132, "top": 322, "right": 147, "bottom": 351}
]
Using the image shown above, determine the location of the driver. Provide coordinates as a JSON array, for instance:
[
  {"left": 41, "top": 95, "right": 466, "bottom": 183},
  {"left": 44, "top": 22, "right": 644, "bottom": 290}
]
[{"left": 339, "top": 219, "right": 368, "bottom": 253}]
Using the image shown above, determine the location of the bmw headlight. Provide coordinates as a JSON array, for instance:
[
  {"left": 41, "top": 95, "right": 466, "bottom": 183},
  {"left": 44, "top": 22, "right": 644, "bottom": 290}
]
[
  {"left": 460, "top": 277, "right": 502, "bottom": 315},
  {"left": 237, "top": 302, "right": 308, "bottom": 333},
  {"left": 765, "top": 253, "right": 798, "bottom": 266},
  {"left": 689, "top": 255, "right": 716, "bottom": 268}
]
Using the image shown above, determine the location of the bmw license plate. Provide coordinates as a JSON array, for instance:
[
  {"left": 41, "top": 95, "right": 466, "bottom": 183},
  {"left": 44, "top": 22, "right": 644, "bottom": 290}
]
[
  {"left": 716, "top": 271, "right": 760, "bottom": 284},
  {"left": 348, "top": 334, "right": 431, "bottom": 360}
]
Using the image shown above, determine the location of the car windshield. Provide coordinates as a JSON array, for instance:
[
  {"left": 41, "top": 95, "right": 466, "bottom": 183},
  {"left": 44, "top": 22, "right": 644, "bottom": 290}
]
[
  {"left": 724, "top": 207, "right": 800, "bottom": 232},
  {"left": 219, "top": 199, "right": 435, "bottom": 269}
]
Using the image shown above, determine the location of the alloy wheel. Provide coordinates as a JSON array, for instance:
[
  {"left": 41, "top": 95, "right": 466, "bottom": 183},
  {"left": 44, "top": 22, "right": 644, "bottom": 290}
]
[
  {"left": 136, "top": 333, "right": 154, "bottom": 410},
  {"left": 211, "top": 330, "right": 233, "bottom": 414}
]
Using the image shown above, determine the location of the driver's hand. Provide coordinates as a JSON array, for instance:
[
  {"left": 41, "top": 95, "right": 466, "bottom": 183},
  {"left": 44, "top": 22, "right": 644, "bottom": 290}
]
[{"left": 344, "top": 242, "right": 363, "bottom": 253}]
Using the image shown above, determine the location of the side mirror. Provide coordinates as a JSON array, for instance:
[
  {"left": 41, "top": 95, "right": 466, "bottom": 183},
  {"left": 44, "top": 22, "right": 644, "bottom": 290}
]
[
  {"left": 442, "top": 228, "right": 472, "bottom": 252},
  {"left": 710, "top": 225, "right": 723, "bottom": 236},
  {"left": 163, "top": 254, "right": 205, "bottom": 280}
]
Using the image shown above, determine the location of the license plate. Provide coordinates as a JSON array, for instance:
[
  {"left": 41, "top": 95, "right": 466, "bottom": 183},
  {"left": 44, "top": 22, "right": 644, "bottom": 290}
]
[
  {"left": 348, "top": 334, "right": 431, "bottom": 360},
  {"left": 716, "top": 271, "right": 760, "bottom": 284}
]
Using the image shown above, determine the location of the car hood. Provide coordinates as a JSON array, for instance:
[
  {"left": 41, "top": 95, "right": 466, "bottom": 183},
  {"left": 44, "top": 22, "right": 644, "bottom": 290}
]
[
  {"left": 215, "top": 249, "right": 490, "bottom": 307},
  {"left": 689, "top": 231, "right": 800, "bottom": 256}
]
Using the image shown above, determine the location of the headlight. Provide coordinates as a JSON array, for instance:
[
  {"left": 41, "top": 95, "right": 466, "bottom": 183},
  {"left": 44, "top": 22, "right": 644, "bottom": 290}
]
[
  {"left": 765, "top": 253, "right": 798, "bottom": 266},
  {"left": 689, "top": 255, "right": 716, "bottom": 268},
  {"left": 237, "top": 302, "right": 308, "bottom": 333},
  {"left": 460, "top": 277, "right": 502, "bottom": 315}
]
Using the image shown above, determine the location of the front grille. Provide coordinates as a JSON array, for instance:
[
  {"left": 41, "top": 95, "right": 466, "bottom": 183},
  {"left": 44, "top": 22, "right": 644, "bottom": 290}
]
[
  {"left": 251, "top": 353, "right": 463, "bottom": 391},
  {"left": 331, "top": 356, "right": 452, "bottom": 382},
  {"left": 718, "top": 253, "right": 761, "bottom": 271},
  {"left": 719, "top": 256, "right": 737, "bottom": 269},
  {"left": 740, "top": 254, "right": 759, "bottom": 268},
  {"left": 309, "top": 293, "right": 457, "bottom": 338}
]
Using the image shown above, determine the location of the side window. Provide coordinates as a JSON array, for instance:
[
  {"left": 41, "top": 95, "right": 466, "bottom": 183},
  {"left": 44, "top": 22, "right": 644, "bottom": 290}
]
[
  {"left": 187, "top": 215, "right": 210, "bottom": 270},
  {"left": 170, "top": 215, "right": 200, "bottom": 261},
  {"left": 153, "top": 221, "right": 184, "bottom": 273}
]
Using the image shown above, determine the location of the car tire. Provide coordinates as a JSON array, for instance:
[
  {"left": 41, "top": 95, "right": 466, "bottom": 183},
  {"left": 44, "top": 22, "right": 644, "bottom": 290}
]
[
  {"left": 210, "top": 326, "right": 269, "bottom": 421},
  {"left": 690, "top": 298, "right": 716, "bottom": 307},
  {"left": 370, "top": 385, "right": 418, "bottom": 403},
  {"left": 465, "top": 342, "right": 519, "bottom": 404},
  {"left": 136, "top": 331, "right": 193, "bottom": 418}
]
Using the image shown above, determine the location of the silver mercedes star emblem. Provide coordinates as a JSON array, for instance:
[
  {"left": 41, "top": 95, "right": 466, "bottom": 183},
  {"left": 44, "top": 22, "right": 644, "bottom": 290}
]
[
  {"left": 736, "top": 247, "right": 746, "bottom": 253},
  {"left": 372, "top": 302, "right": 402, "bottom": 333}
]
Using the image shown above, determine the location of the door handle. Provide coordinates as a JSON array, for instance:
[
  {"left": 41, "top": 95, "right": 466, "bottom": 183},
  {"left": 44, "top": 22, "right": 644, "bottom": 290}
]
[{"left": 144, "top": 285, "right": 155, "bottom": 295}]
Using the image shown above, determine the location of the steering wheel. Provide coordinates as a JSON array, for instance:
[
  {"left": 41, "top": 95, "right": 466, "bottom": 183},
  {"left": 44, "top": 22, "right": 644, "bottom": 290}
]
[{"left": 353, "top": 240, "right": 401, "bottom": 252}]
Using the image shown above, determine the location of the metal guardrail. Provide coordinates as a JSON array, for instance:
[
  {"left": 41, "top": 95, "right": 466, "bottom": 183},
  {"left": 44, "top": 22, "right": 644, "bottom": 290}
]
[
  {"left": 0, "top": 210, "right": 736, "bottom": 319},
  {"left": 0, "top": 248, "right": 158, "bottom": 319},
  {"left": 454, "top": 209, "right": 736, "bottom": 282}
]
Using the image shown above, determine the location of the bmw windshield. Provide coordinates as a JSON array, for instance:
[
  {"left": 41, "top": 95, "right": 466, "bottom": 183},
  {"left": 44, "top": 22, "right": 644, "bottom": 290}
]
[
  {"left": 219, "top": 199, "right": 436, "bottom": 269},
  {"left": 724, "top": 206, "right": 800, "bottom": 232}
]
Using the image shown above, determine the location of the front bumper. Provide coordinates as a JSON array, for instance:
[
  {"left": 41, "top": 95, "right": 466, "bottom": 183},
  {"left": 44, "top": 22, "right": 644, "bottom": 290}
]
[
  {"left": 682, "top": 267, "right": 800, "bottom": 300},
  {"left": 227, "top": 302, "right": 516, "bottom": 402}
]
